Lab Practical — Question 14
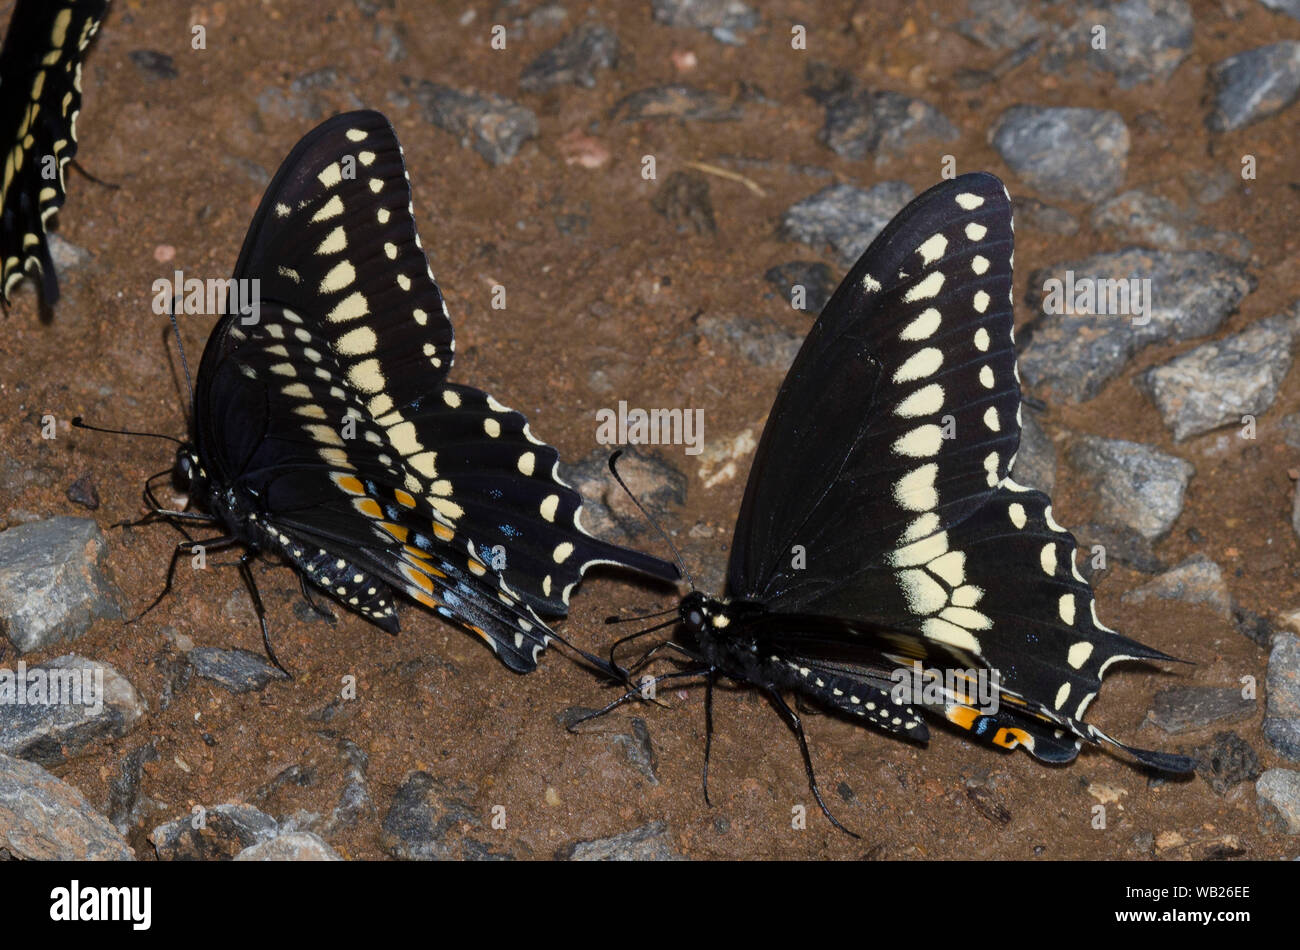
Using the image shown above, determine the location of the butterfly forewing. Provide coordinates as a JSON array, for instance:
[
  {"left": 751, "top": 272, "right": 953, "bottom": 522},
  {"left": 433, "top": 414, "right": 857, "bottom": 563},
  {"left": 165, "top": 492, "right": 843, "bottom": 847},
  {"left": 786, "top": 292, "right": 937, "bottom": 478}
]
[
  {"left": 0, "top": 0, "right": 108, "bottom": 304},
  {"left": 730, "top": 173, "right": 1021, "bottom": 616}
]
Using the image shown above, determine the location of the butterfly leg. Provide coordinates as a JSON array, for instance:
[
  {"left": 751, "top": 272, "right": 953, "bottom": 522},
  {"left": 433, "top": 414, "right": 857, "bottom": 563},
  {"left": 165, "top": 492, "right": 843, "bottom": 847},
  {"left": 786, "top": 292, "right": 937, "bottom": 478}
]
[
  {"left": 765, "top": 688, "right": 860, "bottom": 839},
  {"left": 238, "top": 552, "right": 292, "bottom": 680},
  {"left": 132, "top": 535, "right": 239, "bottom": 624},
  {"left": 567, "top": 667, "right": 710, "bottom": 731},
  {"left": 702, "top": 667, "right": 716, "bottom": 807}
]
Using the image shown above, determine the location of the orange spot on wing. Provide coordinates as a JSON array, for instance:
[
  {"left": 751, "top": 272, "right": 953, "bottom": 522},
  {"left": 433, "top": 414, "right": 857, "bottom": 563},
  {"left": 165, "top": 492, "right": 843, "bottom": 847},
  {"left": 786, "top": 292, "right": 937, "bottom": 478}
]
[
  {"left": 993, "top": 727, "right": 1030, "bottom": 749},
  {"left": 394, "top": 488, "right": 417, "bottom": 508},
  {"left": 334, "top": 474, "right": 365, "bottom": 495},
  {"left": 355, "top": 498, "right": 383, "bottom": 518},
  {"left": 380, "top": 521, "right": 409, "bottom": 542},
  {"left": 946, "top": 705, "right": 980, "bottom": 730},
  {"left": 432, "top": 523, "right": 454, "bottom": 542}
]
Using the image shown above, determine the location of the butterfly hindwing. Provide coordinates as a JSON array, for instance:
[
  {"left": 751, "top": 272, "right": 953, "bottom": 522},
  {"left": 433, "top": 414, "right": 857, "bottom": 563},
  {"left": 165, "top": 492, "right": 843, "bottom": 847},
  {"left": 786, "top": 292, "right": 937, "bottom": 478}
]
[{"left": 0, "top": 0, "right": 108, "bottom": 304}]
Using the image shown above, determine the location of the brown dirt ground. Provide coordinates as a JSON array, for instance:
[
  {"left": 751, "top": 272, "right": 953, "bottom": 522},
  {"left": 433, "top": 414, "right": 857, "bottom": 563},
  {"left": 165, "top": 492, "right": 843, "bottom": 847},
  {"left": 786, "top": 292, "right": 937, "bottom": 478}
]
[{"left": 1, "top": 0, "right": 1298, "bottom": 860}]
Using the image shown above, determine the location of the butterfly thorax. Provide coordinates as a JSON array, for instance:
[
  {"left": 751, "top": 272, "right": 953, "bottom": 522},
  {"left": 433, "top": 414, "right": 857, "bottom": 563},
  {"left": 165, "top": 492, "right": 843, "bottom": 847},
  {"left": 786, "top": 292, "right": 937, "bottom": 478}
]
[{"left": 679, "top": 591, "right": 778, "bottom": 683}]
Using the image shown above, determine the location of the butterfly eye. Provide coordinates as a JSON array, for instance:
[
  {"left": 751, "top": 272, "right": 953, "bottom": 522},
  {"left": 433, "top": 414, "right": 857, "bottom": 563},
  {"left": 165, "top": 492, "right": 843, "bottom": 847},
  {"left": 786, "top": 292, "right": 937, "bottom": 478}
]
[
  {"left": 688, "top": 610, "right": 704, "bottom": 628},
  {"left": 172, "top": 450, "right": 194, "bottom": 490}
]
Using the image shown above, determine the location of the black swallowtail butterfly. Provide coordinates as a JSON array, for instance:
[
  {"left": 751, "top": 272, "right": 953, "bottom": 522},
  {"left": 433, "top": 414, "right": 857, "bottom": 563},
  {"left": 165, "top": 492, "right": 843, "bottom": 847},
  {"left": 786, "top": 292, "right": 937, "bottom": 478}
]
[
  {"left": 590, "top": 172, "right": 1193, "bottom": 832},
  {"left": 119, "top": 110, "right": 678, "bottom": 673},
  {"left": 0, "top": 0, "right": 108, "bottom": 305}
]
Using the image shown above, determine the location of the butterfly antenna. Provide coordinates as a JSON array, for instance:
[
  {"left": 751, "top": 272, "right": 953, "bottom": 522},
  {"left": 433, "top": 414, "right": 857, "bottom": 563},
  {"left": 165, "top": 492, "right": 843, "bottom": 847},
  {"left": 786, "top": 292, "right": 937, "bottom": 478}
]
[
  {"left": 72, "top": 417, "right": 183, "bottom": 445},
  {"left": 604, "top": 604, "right": 678, "bottom": 625},
  {"left": 168, "top": 298, "right": 196, "bottom": 413},
  {"left": 607, "top": 449, "right": 696, "bottom": 590}
]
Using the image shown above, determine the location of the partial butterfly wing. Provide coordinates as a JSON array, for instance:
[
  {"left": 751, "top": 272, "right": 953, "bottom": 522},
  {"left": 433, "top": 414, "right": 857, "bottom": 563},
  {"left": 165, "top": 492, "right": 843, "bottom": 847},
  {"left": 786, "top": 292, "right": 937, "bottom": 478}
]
[
  {"left": 0, "top": 0, "right": 108, "bottom": 304},
  {"left": 729, "top": 172, "right": 1189, "bottom": 769},
  {"left": 192, "top": 110, "right": 678, "bottom": 671}
]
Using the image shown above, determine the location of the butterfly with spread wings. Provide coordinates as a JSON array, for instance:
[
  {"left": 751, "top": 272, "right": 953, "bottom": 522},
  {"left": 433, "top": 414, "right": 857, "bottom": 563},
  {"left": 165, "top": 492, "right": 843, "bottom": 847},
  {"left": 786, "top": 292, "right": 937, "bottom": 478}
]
[
  {"left": 115, "top": 110, "right": 678, "bottom": 673},
  {"left": 588, "top": 172, "right": 1193, "bottom": 833},
  {"left": 0, "top": 0, "right": 109, "bottom": 306}
]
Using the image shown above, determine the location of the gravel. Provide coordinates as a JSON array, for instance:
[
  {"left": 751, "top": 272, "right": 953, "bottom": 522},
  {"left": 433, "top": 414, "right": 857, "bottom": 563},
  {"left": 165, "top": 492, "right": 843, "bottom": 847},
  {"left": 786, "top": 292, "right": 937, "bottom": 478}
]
[
  {"left": 1207, "top": 41, "right": 1300, "bottom": 132},
  {"left": 650, "top": 0, "right": 759, "bottom": 44},
  {"left": 652, "top": 170, "right": 716, "bottom": 234},
  {"left": 1147, "top": 686, "right": 1254, "bottom": 734},
  {"left": 518, "top": 24, "right": 619, "bottom": 92},
  {"left": 1139, "top": 311, "right": 1297, "bottom": 441},
  {"left": 0, "top": 517, "right": 123, "bottom": 653},
  {"left": 565, "top": 819, "right": 681, "bottom": 859},
  {"left": 779, "top": 181, "right": 914, "bottom": 266},
  {"left": 1020, "top": 249, "right": 1255, "bottom": 402},
  {"left": 764, "top": 261, "right": 836, "bottom": 316},
  {"left": 187, "top": 646, "right": 287, "bottom": 693},
  {"left": 1066, "top": 435, "right": 1194, "bottom": 540},
  {"left": 409, "top": 81, "right": 538, "bottom": 165},
  {"left": 610, "top": 84, "right": 741, "bottom": 122},
  {"left": 1264, "top": 632, "right": 1300, "bottom": 761},
  {"left": 1121, "top": 554, "right": 1232, "bottom": 618},
  {"left": 0, "top": 655, "right": 147, "bottom": 767},
  {"left": 151, "top": 802, "right": 280, "bottom": 860},
  {"left": 990, "top": 106, "right": 1129, "bottom": 202},
  {"left": 1256, "top": 769, "right": 1300, "bottom": 834},
  {"left": 0, "top": 752, "right": 134, "bottom": 859}
]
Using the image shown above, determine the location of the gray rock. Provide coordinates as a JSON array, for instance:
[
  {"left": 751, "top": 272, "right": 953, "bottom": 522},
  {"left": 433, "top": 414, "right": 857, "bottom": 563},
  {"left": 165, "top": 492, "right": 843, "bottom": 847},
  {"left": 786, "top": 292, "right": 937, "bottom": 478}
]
[
  {"left": 696, "top": 313, "right": 803, "bottom": 370},
  {"left": 1121, "top": 554, "right": 1231, "bottom": 618},
  {"left": 0, "top": 655, "right": 147, "bottom": 766},
  {"left": 615, "top": 724, "right": 662, "bottom": 787},
  {"left": 1091, "top": 190, "right": 1250, "bottom": 260},
  {"left": 1295, "top": 483, "right": 1300, "bottom": 544},
  {"left": 1190, "top": 731, "right": 1261, "bottom": 795},
  {"left": 255, "top": 70, "right": 362, "bottom": 127},
  {"left": 326, "top": 738, "right": 374, "bottom": 833},
  {"left": 1140, "top": 314, "right": 1296, "bottom": 441},
  {"left": 1148, "top": 686, "right": 1253, "bottom": 734},
  {"left": 955, "top": 0, "right": 1046, "bottom": 50},
  {"left": 1066, "top": 435, "right": 1193, "bottom": 540},
  {"left": 1063, "top": 0, "right": 1195, "bottom": 89},
  {"left": 764, "top": 261, "right": 836, "bottom": 316},
  {"left": 233, "top": 831, "right": 343, "bottom": 861},
  {"left": 779, "top": 181, "right": 914, "bottom": 267},
  {"left": 519, "top": 24, "right": 618, "bottom": 92},
  {"left": 151, "top": 803, "right": 280, "bottom": 861},
  {"left": 1233, "top": 606, "right": 1279, "bottom": 649},
  {"left": 1020, "top": 249, "right": 1256, "bottom": 402},
  {"left": 610, "top": 84, "right": 740, "bottom": 122},
  {"left": 650, "top": 0, "right": 758, "bottom": 44},
  {"left": 1256, "top": 769, "right": 1300, "bottom": 834},
  {"left": 1264, "top": 632, "right": 1300, "bottom": 761},
  {"left": 651, "top": 170, "right": 716, "bottom": 235},
  {"left": 815, "top": 86, "right": 958, "bottom": 164},
  {"left": 108, "top": 742, "right": 159, "bottom": 835},
  {"left": 187, "top": 646, "right": 286, "bottom": 694},
  {"left": 1207, "top": 41, "right": 1300, "bottom": 132},
  {"left": 410, "top": 81, "right": 538, "bottom": 165},
  {"left": 379, "top": 772, "right": 497, "bottom": 861},
  {"left": 1011, "top": 196, "right": 1079, "bottom": 235},
  {"left": 65, "top": 474, "right": 100, "bottom": 510},
  {"left": 1074, "top": 522, "right": 1164, "bottom": 578},
  {"left": 1281, "top": 411, "right": 1300, "bottom": 449},
  {"left": 990, "top": 106, "right": 1129, "bottom": 203},
  {"left": 129, "top": 49, "right": 178, "bottom": 80},
  {"left": 565, "top": 820, "right": 680, "bottom": 860},
  {"left": 0, "top": 517, "right": 123, "bottom": 653},
  {"left": 561, "top": 446, "right": 686, "bottom": 545},
  {"left": 0, "top": 752, "right": 135, "bottom": 859},
  {"left": 48, "top": 233, "right": 93, "bottom": 272},
  {"left": 1012, "top": 411, "right": 1056, "bottom": 494},
  {"left": 1259, "top": 0, "right": 1300, "bottom": 22}
]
